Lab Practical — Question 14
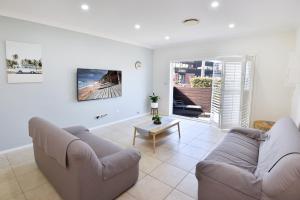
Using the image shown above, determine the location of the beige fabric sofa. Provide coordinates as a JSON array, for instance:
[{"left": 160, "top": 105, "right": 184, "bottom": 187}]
[
  {"left": 196, "top": 117, "right": 300, "bottom": 200},
  {"left": 29, "top": 117, "right": 141, "bottom": 200}
]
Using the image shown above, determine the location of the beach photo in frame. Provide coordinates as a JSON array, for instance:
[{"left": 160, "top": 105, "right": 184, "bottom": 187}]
[{"left": 6, "top": 41, "right": 43, "bottom": 83}]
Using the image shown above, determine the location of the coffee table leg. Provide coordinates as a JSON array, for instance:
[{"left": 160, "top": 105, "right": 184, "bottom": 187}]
[
  {"left": 152, "top": 134, "right": 156, "bottom": 153},
  {"left": 133, "top": 128, "right": 137, "bottom": 146},
  {"left": 177, "top": 123, "right": 181, "bottom": 138}
]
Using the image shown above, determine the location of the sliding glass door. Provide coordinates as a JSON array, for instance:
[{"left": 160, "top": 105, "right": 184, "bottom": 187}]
[{"left": 169, "top": 56, "right": 254, "bottom": 129}]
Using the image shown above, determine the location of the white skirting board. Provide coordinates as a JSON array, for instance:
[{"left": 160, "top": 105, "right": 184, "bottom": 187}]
[
  {"left": 0, "top": 143, "right": 33, "bottom": 155},
  {"left": 0, "top": 113, "right": 150, "bottom": 155}
]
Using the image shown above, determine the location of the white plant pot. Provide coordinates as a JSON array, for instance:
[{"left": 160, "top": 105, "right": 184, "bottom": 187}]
[{"left": 151, "top": 102, "right": 158, "bottom": 108}]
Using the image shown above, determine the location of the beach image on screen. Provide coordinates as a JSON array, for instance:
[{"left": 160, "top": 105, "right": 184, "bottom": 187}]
[{"left": 77, "top": 68, "right": 122, "bottom": 101}]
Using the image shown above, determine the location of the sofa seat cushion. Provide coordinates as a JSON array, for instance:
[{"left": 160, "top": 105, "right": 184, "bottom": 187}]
[
  {"left": 76, "top": 133, "right": 122, "bottom": 158},
  {"left": 205, "top": 132, "right": 260, "bottom": 173}
]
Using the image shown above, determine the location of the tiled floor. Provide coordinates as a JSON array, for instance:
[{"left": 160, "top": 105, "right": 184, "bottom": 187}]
[{"left": 0, "top": 115, "right": 225, "bottom": 200}]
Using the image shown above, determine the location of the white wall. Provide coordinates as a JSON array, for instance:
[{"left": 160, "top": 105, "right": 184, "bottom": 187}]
[
  {"left": 0, "top": 16, "right": 153, "bottom": 151},
  {"left": 153, "top": 32, "right": 296, "bottom": 124},
  {"left": 290, "top": 28, "right": 300, "bottom": 128}
]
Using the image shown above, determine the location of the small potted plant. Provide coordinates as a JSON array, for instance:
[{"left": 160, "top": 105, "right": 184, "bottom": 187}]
[
  {"left": 149, "top": 92, "right": 159, "bottom": 108},
  {"left": 152, "top": 114, "right": 162, "bottom": 125}
]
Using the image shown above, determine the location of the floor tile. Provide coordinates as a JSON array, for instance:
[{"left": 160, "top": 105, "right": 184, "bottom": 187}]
[
  {"left": 92, "top": 126, "right": 115, "bottom": 137},
  {"left": 179, "top": 146, "right": 208, "bottom": 159},
  {"left": 159, "top": 140, "right": 187, "bottom": 152},
  {"left": 145, "top": 147, "right": 176, "bottom": 162},
  {"left": 189, "top": 139, "right": 216, "bottom": 151},
  {"left": 24, "top": 183, "right": 62, "bottom": 200},
  {"left": 190, "top": 167, "right": 196, "bottom": 174},
  {"left": 128, "top": 176, "right": 172, "bottom": 200},
  {"left": 5, "top": 147, "right": 34, "bottom": 166},
  {"left": 150, "top": 163, "right": 187, "bottom": 187},
  {"left": 133, "top": 142, "right": 153, "bottom": 154},
  {"left": 138, "top": 170, "right": 146, "bottom": 181},
  {"left": 139, "top": 154, "right": 162, "bottom": 173},
  {"left": 165, "top": 189, "right": 195, "bottom": 200},
  {"left": 176, "top": 174, "right": 198, "bottom": 199},
  {"left": 5, "top": 193, "right": 26, "bottom": 200},
  {"left": 167, "top": 154, "right": 199, "bottom": 171},
  {"left": 16, "top": 169, "right": 47, "bottom": 192},
  {"left": 0, "top": 179, "right": 22, "bottom": 199},
  {"left": 197, "top": 132, "right": 224, "bottom": 143},
  {"left": 116, "top": 192, "right": 137, "bottom": 200},
  {"left": 12, "top": 161, "right": 38, "bottom": 177},
  {"left": 7, "top": 193, "right": 27, "bottom": 200},
  {"left": 0, "top": 167, "right": 15, "bottom": 183},
  {"left": 0, "top": 155, "right": 10, "bottom": 169},
  {"left": 169, "top": 134, "right": 196, "bottom": 144}
]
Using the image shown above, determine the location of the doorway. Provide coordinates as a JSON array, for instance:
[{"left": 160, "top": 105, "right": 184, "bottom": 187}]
[
  {"left": 170, "top": 60, "right": 221, "bottom": 122},
  {"left": 170, "top": 56, "right": 255, "bottom": 128}
]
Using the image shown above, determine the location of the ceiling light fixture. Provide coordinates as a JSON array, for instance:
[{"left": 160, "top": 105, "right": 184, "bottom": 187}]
[
  {"left": 211, "top": 1, "right": 220, "bottom": 8},
  {"left": 165, "top": 36, "right": 170, "bottom": 40},
  {"left": 182, "top": 18, "right": 200, "bottom": 26},
  {"left": 228, "top": 23, "right": 236, "bottom": 29},
  {"left": 134, "top": 24, "right": 141, "bottom": 30},
  {"left": 81, "top": 4, "right": 89, "bottom": 11}
]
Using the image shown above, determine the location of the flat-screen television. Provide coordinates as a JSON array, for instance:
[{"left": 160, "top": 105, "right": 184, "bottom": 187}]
[{"left": 77, "top": 68, "right": 122, "bottom": 101}]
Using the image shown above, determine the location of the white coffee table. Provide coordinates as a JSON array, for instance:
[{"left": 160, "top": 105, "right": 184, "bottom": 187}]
[{"left": 133, "top": 117, "right": 181, "bottom": 153}]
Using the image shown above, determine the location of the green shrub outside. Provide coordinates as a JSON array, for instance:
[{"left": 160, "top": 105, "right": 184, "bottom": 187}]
[{"left": 190, "top": 77, "right": 212, "bottom": 88}]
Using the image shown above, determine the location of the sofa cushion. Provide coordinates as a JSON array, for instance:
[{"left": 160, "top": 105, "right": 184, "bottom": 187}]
[
  {"left": 76, "top": 133, "right": 122, "bottom": 158},
  {"left": 101, "top": 149, "right": 141, "bottom": 180},
  {"left": 255, "top": 117, "right": 300, "bottom": 178},
  {"left": 63, "top": 126, "right": 90, "bottom": 136},
  {"left": 205, "top": 132, "right": 260, "bottom": 173}
]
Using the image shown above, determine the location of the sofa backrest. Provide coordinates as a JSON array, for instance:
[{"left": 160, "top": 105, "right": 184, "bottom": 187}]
[
  {"left": 29, "top": 117, "right": 81, "bottom": 168},
  {"left": 255, "top": 117, "right": 300, "bottom": 179}
]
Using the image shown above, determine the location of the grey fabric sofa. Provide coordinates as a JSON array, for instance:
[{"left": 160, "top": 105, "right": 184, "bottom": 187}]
[
  {"left": 196, "top": 117, "right": 300, "bottom": 200},
  {"left": 29, "top": 117, "right": 141, "bottom": 200}
]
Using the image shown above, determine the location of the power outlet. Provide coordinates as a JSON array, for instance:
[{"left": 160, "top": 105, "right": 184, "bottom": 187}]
[{"left": 96, "top": 114, "right": 108, "bottom": 119}]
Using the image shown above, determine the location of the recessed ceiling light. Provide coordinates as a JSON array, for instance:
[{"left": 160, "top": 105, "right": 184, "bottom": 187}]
[
  {"left": 228, "top": 23, "right": 236, "bottom": 29},
  {"left": 81, "top": 4, "right": 89, "bottom": 11},
  {"left": 211, "top": 1, "right": 220, "bottom": 8},
  {"left": 134, "top": 24, "right": 141, "bottom": 30},
  {"left": 182, "top": 18, "right": 200, "bottom": 26},
  {"left": 165, "top": 36, "right": 170, "bottom": 40}
]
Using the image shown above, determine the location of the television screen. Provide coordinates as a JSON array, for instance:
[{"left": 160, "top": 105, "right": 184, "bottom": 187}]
[{"left": 77, "top": 68, "right": 122, "bottom": 101}]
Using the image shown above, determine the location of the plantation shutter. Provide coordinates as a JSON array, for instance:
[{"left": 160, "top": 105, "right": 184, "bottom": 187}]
[
  {"left": 240, "top": 56, "right": 255, "bottom": 128},
  {"left": 210, "top": 62, "right": 223, "bottom": 127},
  {"left": 212, "top": 56, "right": 254, "bottom": 129},
  {"left": 220, "top": 58, "right": 243, "bottom": 129}
]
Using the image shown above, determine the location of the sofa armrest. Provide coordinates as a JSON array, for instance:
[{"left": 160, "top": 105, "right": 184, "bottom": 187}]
[
  {"left": 229, "top": 127, "right": 264, "bottom": 140},
  {"left": 63, "top": 126, "right": 90, "bottom": 136},
  {"left": 196, "top": 160, "right": 261, "bottom": 199},
  {"left": 67, "top": 140, "right": 103, "bottom": 176},
  {"left": 262, "top": 154, "right": 300, "bottom": 200},
  {"left": 100, "top": 148, "right": 141, "bottom": 180}
]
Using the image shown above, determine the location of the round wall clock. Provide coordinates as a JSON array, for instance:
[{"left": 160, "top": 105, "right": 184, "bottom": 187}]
[{"left": 135, "top": 61, "right": 142, "bottom": 69}]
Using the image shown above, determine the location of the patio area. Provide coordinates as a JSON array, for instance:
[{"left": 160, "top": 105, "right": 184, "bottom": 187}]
[
  {"left": 171, "top": 60, "right": 216, "bottom": 121},
  {"left": 173, "top": 86, "right": 212, "bottom": 119}
]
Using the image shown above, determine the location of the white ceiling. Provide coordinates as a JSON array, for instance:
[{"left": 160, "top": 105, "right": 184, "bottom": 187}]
[{"left": 0, "top": 0, "right": 300, "bottom": 49}]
